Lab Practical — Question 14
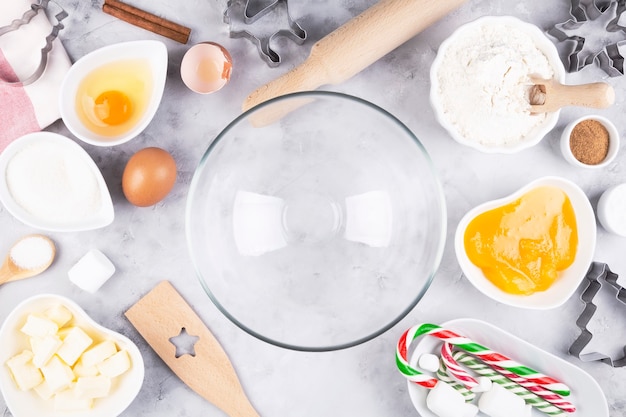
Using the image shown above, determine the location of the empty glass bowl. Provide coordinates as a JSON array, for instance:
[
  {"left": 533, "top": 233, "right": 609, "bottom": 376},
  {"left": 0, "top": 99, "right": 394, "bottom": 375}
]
[{"left": 186, "top": 91, "right": 446, "bottom": 351}]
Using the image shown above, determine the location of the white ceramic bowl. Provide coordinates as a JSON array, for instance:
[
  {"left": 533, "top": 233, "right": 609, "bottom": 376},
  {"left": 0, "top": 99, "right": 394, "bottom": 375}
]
[
  {"left": 560, "top": 115, "right": 619, "bottom": 168},
  {"left": 60, "top": 40, "right": 167, "bottom": 147},
  {"left": 0, "top": 294, "right": 144, "bottom": 417},
  {"left": 0, "top": 132, "right": 114, "bottom": 232},
  {"left": 430, "top": 16, "right": 565, "bottom": 153},
  {"left": 597, "top": 183, "right": 626, "bottom": 236},
  {"left": 455, "top": 176, "right": 596, "bottom": 309},
  {"left": 407, "top": 318, "right": 608, "bottom": 417}
]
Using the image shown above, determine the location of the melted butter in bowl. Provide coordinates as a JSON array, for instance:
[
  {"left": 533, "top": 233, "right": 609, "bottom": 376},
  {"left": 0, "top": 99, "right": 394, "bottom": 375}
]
[
  {"left": 60, "top": 40, "right": 167, "bottom": 147},
  {"left": 455, "top": 176, "right": 596, "bottom": 309}
]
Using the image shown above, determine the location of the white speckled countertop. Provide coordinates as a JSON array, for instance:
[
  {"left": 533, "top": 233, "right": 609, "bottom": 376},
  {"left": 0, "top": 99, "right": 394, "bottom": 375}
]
[{"left": 1, "top": 0, "right": 626, "bottom": 416}]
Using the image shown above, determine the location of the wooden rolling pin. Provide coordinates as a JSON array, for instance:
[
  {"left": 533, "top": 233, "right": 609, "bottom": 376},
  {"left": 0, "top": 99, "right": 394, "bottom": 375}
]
[{"left": 242, "top": 0, "right": 468, "bottom": 112}]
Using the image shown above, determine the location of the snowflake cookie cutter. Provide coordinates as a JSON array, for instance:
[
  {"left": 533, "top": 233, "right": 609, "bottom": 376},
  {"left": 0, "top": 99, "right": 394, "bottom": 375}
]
[
  {"left": 223, "top": 0, "right": 306, "bottom": 67},
  {"left": 547, "top": 0, "right": 626, "bottom": 76},
  {"left": 569, "top": 262, "right": 626, "bottom": 367}
]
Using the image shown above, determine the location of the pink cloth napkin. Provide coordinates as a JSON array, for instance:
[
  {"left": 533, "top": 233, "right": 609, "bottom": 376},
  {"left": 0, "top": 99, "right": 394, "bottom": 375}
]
[{"left": 0, "top": 0, "right": 71, "bottom": 152}]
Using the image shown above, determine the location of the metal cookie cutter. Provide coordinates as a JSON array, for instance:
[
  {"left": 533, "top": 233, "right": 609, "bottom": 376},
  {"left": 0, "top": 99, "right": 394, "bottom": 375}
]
[
  {"left": 0, "top": 0, "right": 68, "bottom": 86},
  {"left": 569, "top": 262, "right": 626, "bottom": 367},
  {"left": 223, "top": 0, "right": 306, "bottom": 67},
  {"left": 547, "top": 0, "right": 626, "bottom": 76}
]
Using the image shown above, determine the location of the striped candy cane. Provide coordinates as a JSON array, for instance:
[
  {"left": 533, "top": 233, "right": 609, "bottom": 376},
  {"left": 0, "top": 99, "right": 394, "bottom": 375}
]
[
  {"left": 453, "top": 351, "right": 569, "bottom": 416},
  {"left": 396, "top": 327, "right": 439, "bottom": 389},
  {"left": 435, "top": 358, "right": 476, "bottom": 402},
  {"left": 403, "top": 323, "right": 571, "bottom": 397},
  {"left": 440, "top": 342, "right": 479, "bottom": 390}
]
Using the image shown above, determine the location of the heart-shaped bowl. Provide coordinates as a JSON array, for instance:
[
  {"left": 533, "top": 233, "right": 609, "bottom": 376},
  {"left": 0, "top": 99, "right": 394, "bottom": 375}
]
[
  {"left": 0, "top": 294, "right": 144, "bottom": 417},
  {"left": 0, "top": 132, "right": 114, "bottom": 232},
  {"left": 59, "top": 40, "right": 168, "bottom": 146},
  {"left": 455, "top": 176, "right": 596, "bottom": 309}
]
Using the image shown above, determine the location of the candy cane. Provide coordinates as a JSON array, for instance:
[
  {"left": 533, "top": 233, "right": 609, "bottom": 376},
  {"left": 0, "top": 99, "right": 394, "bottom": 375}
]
[
  {"left": 396, "top": 327, "right": 439, "bottom": 389},
  {"left": 439, "top": 342, "right": 479, "bottom": 390},
  {"left": 435, "top": 357, "right": 476, "bottom": 402},
  {"left": 403, "top": 323, "right": 571, "bottom": 397},
  {"left": 453, "top": 351, "right": 569, "bottom": 416}
]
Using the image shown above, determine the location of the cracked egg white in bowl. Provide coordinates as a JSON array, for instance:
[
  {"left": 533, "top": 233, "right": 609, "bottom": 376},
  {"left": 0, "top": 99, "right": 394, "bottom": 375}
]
[{"left": 430, "top": 15, "right": 565, "bottom": 153}]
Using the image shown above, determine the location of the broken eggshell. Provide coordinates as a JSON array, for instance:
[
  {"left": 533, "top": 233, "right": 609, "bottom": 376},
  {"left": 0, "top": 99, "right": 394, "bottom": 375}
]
[
  {"left": 0, "top": 294, "right": 144, "bottom": 417},
  {"left": 180, "top": 42, "right": 232, "bottom": 94}
]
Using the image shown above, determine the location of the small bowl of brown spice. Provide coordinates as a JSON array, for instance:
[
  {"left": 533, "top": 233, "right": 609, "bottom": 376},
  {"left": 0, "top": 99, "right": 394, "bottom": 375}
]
[{"left": 560, "top": 115, "right": 619, "bottom": 168}]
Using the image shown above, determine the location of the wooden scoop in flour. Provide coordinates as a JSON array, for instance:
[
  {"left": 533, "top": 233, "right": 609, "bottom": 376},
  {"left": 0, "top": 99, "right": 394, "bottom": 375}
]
[
  {"left": 529, "top": 77, "right": 615, "bottom": 114},
  {"left": 125, "top": 281, "right": 260, "bottom": 417}
]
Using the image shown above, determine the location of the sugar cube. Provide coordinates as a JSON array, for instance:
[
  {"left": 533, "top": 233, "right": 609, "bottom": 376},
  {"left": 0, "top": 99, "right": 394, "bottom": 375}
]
[{"left": 68, "top": 249, "right": 115, "bottom": 293}]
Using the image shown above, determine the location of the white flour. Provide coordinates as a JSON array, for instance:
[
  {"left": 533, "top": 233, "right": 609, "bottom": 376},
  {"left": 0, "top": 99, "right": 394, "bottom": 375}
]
[
  {"left": 435, "top": 23, "right": 554, "bottom": 146},
  {"left": 6, "top": 142, "right": 102, "bottom": 224}
]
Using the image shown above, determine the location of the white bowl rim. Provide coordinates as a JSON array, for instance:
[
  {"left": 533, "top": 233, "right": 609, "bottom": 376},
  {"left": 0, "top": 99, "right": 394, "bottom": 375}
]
[
  {"left": 560, "top": 114, "right": 620, "bottom": 169},
  {"left": 454, "top": 176, "right": 596, "bottom": 309},
  {"left": 430, "top": 15, "right": 566, "bottom": 154},
  {"left": 0, "top": 293, "right": 145, "bottom": 417},
  {"left": 59, "top": 40, "right": 168, "bottom": 147},
  {"left": 0, "top": 132, "right": 114, "bottom": 232}
]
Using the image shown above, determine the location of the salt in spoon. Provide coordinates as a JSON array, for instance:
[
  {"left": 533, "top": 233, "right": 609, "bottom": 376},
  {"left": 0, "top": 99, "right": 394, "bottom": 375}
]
[
  {"left": 529, "top": 76, "right": 615, "bottom": 114},
  {"left": 0, "top": 235, "right": 56, "bottom": 286}
]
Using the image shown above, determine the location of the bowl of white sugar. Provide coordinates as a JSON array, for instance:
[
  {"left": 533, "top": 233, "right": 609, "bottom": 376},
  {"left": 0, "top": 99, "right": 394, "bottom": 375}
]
[
  {"left": 0, "top": 132, "right": 114, "bottom": 232},
  {"left": 430, "top": 16, "right": 565, "bottom": 153}
]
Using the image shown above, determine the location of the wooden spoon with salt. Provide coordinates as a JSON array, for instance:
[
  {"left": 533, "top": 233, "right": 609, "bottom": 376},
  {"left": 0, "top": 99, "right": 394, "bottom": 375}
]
[
  {"left": 0, "top": 235, "right": 56, "bottom": 286},
  {"left": 529, "top": 77, "right": 615, "bottom": 114}
]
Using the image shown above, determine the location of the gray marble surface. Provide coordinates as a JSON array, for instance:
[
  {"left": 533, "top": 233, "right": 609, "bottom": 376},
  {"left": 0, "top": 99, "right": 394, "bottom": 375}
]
[{"left": 1, "top": 0, "right": 626, "bottom": 416}]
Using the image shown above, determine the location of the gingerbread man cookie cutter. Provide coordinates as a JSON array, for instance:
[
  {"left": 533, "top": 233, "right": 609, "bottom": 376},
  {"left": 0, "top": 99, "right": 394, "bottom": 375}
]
[
  {"left": 569, "top": 262, "right": 626, "bottom": 367},
  {"left": 223, "top": 0, "right": 306, "bottom": 67}
]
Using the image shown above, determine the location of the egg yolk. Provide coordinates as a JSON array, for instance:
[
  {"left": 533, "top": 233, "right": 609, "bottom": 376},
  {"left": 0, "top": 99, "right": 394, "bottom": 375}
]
[
  {"left": 94, "top": 90, "right": 133, "bottom": 125},
  {"left": 75, "top": 59, "right": 152, "bottom": 138},
  {"left": 464, "top": 186, "right": 578, "bottom": 295}
]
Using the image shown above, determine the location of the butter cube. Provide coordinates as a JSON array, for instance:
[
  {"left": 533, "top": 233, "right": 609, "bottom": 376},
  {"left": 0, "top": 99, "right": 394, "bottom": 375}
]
[
  {"left": 56, "top": 327, "right": 93, "bottom": 366},
  {"left": 33, "top": 381, "right": 55, "bottom": 400},
  {"left": 97, "top": 349, "right": 131, "bottom": 378},
  {"left": 20, "top": 314, "right": 58, "bottom": 338},
  {"left": 54, "top": 387, "right": 93, "bottom": 411},
  {"left": 40, "top": 356, "right": 75, "bottom": 393},
  {"left": 81, "top": 340, "right": 117, "bottom": 368},
  {"left": 75, "top": 375, "right": 111, "bottom": 399},
  {"left": 31, "top": 335, "right": 63, "bottom": 368},
  {"left": 5, "top": 350, "right": 43, "bottom": 391},
  {"left": 73, "top": 358, "right": 100, "bottom": 377},
  {"left": 44, "top": 305, "right": 73, "bottom": 328}
]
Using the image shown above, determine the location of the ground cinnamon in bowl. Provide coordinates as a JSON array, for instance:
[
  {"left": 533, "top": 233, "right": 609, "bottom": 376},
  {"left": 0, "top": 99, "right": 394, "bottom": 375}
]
[{"left": 569, "top": 119, "right": 610, "bottom": 165}]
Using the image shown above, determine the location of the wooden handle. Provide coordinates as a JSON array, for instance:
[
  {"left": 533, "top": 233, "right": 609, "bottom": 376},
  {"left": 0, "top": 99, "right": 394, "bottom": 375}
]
[
  {"left": 550, "top": 82, "right": 615, "bottom": 109},
  {"left": 243, "top": 0, "right": 468, "bottom": 112},
  {"left": 0, "top": 260, "right": 12, "bottom": 285},
  {"left": 125, "top": 281, "right": 260, "bottom": 417}
]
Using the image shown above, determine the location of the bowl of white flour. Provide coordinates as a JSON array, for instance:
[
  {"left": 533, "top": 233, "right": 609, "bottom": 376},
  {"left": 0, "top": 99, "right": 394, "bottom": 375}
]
[{"left": 430, "top": 16, "right": 565, "bottom": 153}]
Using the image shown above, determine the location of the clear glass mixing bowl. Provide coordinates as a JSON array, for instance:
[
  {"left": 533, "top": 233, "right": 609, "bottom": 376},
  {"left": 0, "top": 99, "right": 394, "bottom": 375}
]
[{"left": 186, "top": 91, "right": 446, "bottom": 351}]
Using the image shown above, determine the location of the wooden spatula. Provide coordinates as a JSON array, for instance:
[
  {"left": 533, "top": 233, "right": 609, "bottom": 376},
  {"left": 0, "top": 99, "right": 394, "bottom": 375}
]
[
  {"left": 125, "top": 281, "right": 260, "bottom": 417},
  {"left": 529, "top": 77, "right": 615, "bottom": 114}
]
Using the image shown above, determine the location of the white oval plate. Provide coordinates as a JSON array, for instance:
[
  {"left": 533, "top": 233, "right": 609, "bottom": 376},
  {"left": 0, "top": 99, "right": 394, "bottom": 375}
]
[
  {"left": 0, "top": 294, "right": 144, "bottom": 417},
  {"left": 407, "top": 318, "right": 608, "bottom": 417},
  {"left": 455, "top": 176, "right": 596, "bottom": 309},
  {"left": 0, "top": 132, "right": 114, "bottom": 232},
  {"left": 59, "top": 40, "right": 167, "bottom": 146}
]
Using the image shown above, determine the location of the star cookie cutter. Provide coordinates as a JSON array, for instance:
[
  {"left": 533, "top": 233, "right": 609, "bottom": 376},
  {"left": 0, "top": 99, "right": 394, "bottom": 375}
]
[
  {"left": 569, "top": 262, "right": 626, "bottom": 367},
  {"left": 547, "top": 0, "right": 626, "bottom": 76},
  {"left": 223, "top": 0, "right": 306, "bottom": 67},
  {"left": 0, "top": 0, "right": 68, "bottom": 86}
]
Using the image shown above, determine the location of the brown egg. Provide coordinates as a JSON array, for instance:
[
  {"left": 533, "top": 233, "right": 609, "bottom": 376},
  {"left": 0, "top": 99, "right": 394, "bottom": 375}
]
[{"left": 122, "top": 147, "right": 177, "bottom": 207}]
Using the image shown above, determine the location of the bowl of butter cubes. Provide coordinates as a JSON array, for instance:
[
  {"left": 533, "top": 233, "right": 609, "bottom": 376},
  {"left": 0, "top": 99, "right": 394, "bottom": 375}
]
[{"left": 0, "top": 294, "right": 144, "bottom": 417}]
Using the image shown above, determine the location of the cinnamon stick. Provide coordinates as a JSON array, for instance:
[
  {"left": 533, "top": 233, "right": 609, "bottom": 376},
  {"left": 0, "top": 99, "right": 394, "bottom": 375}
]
[{"left": 102, "top": 0, "right": 191, "bottom": 44}]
